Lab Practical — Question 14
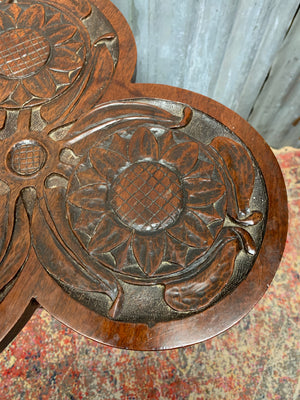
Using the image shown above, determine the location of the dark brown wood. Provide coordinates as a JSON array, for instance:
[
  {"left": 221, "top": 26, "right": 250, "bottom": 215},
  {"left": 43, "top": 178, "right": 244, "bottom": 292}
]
[{"left": 0, "top": 0, "right": 288, "bottom": 351}]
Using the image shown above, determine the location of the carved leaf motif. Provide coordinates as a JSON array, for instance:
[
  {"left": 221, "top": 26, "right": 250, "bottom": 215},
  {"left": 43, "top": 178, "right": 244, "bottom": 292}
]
[
  {"left": 0, "top": 196, "right": 30, "bottom": 292},
  {"left": 210, "top": 137, "right": 255, "bottom": 216},
  {"left": 132, "top": 232, "right": 165, "bottom": 276},
  {"left": 128, "top": 127, "right": 159, "bottom": 162},
  {"left": 162, "top": 142, "right": 199, "bottom": 176},
  {"left": 67, "top": 184, "right": 107, "bottom": 212},
  {"left": 66, "top": 101, "right": 193, "bottom": 147},
  {"left": 167, "top": 211, "right": 213, "bottom": 248},
  {"left": 164, "top": 237, "right": 239, "bottom": 312}
]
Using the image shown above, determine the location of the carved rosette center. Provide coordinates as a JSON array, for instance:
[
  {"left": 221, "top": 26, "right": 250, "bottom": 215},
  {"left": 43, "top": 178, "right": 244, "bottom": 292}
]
[
  {"left": 110, "top": 161, "right": 183, "bottom": 233},
  {"left": 0, "top": 29, "right": 50, "bottom": 79},
  {"left": 8, "top": 140, "right": 47, "bottom": 176}
]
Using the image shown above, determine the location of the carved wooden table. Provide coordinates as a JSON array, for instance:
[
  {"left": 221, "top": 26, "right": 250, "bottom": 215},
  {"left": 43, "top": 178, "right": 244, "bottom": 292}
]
[{"left": 0, "top": 0, "right": 288, "bottom": 351}]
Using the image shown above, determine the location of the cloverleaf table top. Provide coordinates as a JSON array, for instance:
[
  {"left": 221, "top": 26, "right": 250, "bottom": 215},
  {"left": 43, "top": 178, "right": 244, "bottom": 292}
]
[{"left": 0, "top": 0, "right": 288, "bottom": 351}]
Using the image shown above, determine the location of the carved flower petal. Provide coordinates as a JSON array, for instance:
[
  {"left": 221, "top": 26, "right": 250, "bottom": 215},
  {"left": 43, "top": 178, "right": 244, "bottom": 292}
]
[
  {"left": 89, "top": 214, "right": 131, "bottom": 253},
  {"left": 43, "top": 12, "right": 61, "bottom": 28},
  {"left": 167, "top": 211, "right": 213, "bottom": 248},
  {"left": 162, "top": 142, "right": 199, "bottom": 176},
  {"left": 185, "top": 160, "right": 214, "bottom": 180},
  {"left": 0, "top": 77, "right": 17, "bottom": 103},
  {"left": 186, "top": 180, "right": 226, "bottom": 208},
  {"left": 191, "top": 206, "right": 224, "bottom": 225},
  {"left": 63, "top": 42, "right": 84, "bottom": 54},
  {"left": 73, "top": 209, "right": 104, "bottom": 233},
  {"left": 50, "top": 70, "right": 71, "bottom": 86},
  {"left": 76, "top": 167, "right": 105, "bottom": 187},
  {"left": 68, "top": 184, "right": 107, "bottom": 212},
  {"left": 10, "top": 83, "right": 31, "bottom": 106},
  {"left": 32, "top": 205, "right": 115, "bottom": 295},
  {"left": 159, "top": 130, "right": 177, "bottom": 156},
  {"left": 165, "top": 234, "right": 188, "bottom": 267},
  {"left": 0, "top": 10, "right": 15, "bottom": 30},
  {"left": 110, "top": 237, "right": 132, "bottom": 273},
  {"left": 109, "top": 134, "right": 129, "bottom": 159},
  {"left": 49, "top": 46, "right": 82, "bottom": 71},
  {"left": 90, "top": 147, "right": 126, "bottom": 181},
  {"left": 132, "top": 232, "right": 165, "bottom": 276},
  {"left": 17, "top": 4, "right": 45, "bottom": 29},
  {"left": 128, "top": 126, "right": 159, "bottom": 162},
  {"left": 23, "top": 68, "right": 56, "bottom": 98},
  {"left": 6, "top": 4, "right": 22, "bottom": 23},
  {"left": 45, "top": 24, "right": 77, "bottom": 46},
  {"left": 51, "top": 0, "right": 92, "bottom": 19}
]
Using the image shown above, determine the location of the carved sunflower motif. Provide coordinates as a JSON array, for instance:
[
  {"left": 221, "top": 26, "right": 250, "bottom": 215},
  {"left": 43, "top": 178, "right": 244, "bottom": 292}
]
[
  {"left": 0, "top": 99, "right": 266, "bottom": 320},
  {"left": 0, "top": 3, "right": 86, "bottom": 108},
  {"left": 67, "top": 124, "right": 227, "bottom": 280}
]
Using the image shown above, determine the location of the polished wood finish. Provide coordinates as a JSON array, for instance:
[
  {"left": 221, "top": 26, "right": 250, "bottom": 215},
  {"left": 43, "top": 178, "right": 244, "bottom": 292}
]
[{"left": 0, "top": 0, "right": 288, "bottom": 350}]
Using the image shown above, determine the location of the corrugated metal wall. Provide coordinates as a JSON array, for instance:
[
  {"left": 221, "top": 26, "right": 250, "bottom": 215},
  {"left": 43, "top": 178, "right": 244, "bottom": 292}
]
[{"left": 111, "top": 0, "right": 300, "bottom": 148}]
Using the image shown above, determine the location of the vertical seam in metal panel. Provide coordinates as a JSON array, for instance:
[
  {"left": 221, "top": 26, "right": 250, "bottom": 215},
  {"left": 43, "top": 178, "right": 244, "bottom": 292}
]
[
  {"left": 247, "top": 4, "right": 300, "bottom": 121},
  {"left": 211, "top": 0, "right": 241, "bottom": 101}
]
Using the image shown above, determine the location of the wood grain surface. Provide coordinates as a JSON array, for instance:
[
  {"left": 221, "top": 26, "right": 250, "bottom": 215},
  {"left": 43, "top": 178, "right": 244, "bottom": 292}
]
[{"left": 0, "top": 0, "right": 288, "bottom": 351}]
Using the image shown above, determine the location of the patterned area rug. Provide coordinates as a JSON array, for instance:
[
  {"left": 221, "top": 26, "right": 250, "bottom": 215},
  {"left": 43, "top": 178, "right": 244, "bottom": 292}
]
[{"left": 0, "top": 148, "right": 299, "bottom": 400}]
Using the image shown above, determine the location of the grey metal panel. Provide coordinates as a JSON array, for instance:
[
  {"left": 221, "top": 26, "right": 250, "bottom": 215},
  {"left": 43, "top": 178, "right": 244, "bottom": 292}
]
[
  {"left": 111, "top": 0, "right": 299, "bottom": 148},
  {"left": 249, "top": 10, "right": 300, "bottom": 148}
]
